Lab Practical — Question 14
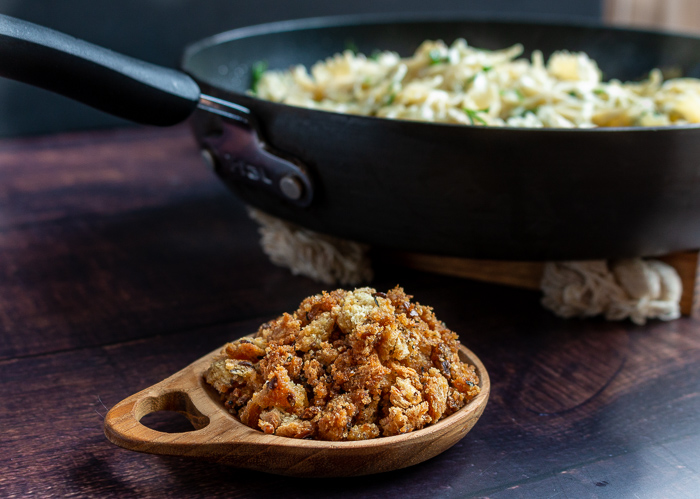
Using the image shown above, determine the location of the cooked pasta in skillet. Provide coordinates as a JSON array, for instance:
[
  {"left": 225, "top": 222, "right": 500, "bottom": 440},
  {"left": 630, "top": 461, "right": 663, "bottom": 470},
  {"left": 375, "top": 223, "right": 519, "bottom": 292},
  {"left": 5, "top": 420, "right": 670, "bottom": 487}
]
[{"left": 256, "top": 39, "right": 700, "bottom": 128}]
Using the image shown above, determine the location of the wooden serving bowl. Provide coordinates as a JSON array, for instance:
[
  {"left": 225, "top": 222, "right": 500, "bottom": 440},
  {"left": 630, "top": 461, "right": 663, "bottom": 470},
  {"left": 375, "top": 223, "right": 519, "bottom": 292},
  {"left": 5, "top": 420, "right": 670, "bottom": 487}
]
[{"left": 104, "top": 343, "right": 490, "bottom": 477}]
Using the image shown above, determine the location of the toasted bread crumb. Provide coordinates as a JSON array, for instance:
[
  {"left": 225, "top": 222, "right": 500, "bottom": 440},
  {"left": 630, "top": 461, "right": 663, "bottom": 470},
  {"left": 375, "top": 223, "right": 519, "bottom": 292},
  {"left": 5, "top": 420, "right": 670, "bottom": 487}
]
[{"left": 205, "top": 286, "right": 479, "bottom": 440}]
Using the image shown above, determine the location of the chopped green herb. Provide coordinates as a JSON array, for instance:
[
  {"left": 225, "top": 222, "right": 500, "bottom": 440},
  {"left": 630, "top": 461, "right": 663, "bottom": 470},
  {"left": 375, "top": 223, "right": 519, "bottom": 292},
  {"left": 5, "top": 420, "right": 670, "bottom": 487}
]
[
  {"left": 429, "top": 49, "right": 449, "bottom": 65},
  {"left": 482, "top": 65, "right": 493, "bottom": 72},
  {"left": 250, "top": 60, "right": 268, "bottom": 94},
  {"left": 568, "top": 90, "right": 578, "bottom": 97},
  {"left": 593, "top": 88, "right": 606, "bottom": 95},
  {"left": 345, "top": 39, "right": 359, "bottom": 55},
  {"left": 500, "top": 88, "right": 523, "bottom": 100},
  {"left": 385, "top": 92, "right": 397, "bottom": 105},
  {"left": 463, "top": 108, "right": 488, "bottom": 125}
]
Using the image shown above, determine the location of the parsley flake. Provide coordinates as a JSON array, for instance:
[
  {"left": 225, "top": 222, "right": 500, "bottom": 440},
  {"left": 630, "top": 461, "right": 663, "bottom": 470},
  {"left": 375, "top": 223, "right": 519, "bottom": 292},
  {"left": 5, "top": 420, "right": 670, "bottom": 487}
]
[
  {"left": 250, "top": 60, "right": 268, "bottom": 94},
  {"left": 429, "top": 49, "right": 449, "bottom": 65},
  {"left": 464, "top": 108, "right": 488, "bottom": 125},
  {"left": 345, "top": 40, "right": 359, "bottom": 55}
]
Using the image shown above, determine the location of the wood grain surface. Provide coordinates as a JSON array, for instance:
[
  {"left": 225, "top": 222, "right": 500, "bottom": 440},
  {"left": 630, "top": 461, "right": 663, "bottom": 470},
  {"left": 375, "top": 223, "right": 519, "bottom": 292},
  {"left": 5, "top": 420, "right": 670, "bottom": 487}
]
[
  {"left": 1, "top": 125, "right": 699, "bottom": 497},
  {"left": 605, "top": 0, "right": 700, "bottom": 34}
]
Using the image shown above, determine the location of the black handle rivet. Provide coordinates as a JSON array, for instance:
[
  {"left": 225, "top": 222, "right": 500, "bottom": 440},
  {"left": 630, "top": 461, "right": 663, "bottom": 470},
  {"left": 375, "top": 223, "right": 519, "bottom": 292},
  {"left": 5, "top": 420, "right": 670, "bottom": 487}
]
[{"left": 280, "top": 175, "right": 303, "bottom": 200}]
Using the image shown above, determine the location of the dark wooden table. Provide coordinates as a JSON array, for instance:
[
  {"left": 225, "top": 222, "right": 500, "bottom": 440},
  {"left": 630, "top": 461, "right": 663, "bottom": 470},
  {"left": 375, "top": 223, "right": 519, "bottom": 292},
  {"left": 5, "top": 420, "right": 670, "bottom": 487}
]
[{"left": 1, "top": 125, "right": 699, "bottom": 498}]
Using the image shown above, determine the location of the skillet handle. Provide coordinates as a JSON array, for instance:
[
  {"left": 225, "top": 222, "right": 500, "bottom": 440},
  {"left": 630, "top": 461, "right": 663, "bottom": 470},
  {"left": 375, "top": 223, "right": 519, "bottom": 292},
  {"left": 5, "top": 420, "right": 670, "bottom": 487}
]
[
  {"left": 197, "top": 95, "right": 315, "bottom": 207},
  {"left": 0, "top": 14, "right": 200, "bottom": 126}
]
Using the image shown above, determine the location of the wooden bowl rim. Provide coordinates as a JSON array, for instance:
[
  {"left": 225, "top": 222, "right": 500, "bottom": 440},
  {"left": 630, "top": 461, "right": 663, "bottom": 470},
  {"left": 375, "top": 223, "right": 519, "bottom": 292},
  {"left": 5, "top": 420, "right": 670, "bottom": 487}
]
[{"left": 197, "top": 340, "right": 490, "bottom": 449}]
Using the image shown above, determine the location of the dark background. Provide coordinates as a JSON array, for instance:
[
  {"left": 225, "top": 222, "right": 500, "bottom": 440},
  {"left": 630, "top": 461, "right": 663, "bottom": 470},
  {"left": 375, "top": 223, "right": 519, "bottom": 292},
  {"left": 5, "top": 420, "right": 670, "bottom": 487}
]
[{"left": 0, "top": 0, "right": 601, "bottom": 137}]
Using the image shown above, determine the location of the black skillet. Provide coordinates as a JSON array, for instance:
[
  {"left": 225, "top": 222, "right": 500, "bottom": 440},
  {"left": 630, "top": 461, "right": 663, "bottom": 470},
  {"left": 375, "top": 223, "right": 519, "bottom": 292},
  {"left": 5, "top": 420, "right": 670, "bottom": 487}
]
[{"left": 2, "top": 13, "right": 700, "bottom": 261}]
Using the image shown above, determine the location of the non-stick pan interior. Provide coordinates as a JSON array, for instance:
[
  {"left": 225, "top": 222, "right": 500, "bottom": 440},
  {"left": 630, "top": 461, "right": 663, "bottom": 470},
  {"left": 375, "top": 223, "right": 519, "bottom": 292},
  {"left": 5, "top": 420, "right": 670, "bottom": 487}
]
[{"left": 183, "top": 16, "right": 700, "bottom": 96}]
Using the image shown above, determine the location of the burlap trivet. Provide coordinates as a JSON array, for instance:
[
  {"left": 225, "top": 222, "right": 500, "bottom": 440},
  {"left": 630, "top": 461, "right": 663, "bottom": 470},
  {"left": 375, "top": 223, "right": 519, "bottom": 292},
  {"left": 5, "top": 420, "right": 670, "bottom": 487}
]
[{"left": 249, "top": 208, "right": 681, "bottom": 325}]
